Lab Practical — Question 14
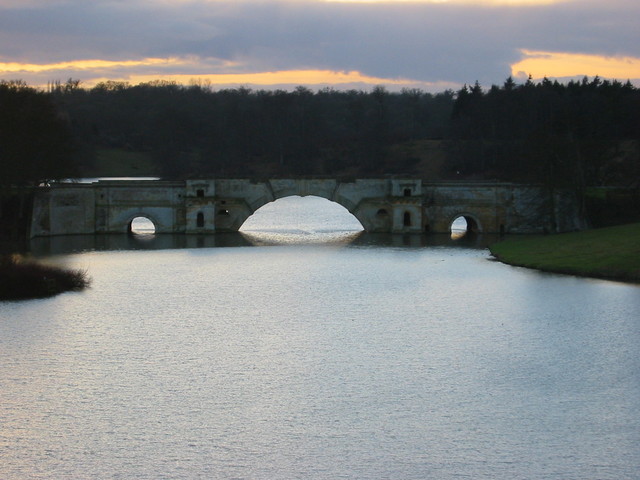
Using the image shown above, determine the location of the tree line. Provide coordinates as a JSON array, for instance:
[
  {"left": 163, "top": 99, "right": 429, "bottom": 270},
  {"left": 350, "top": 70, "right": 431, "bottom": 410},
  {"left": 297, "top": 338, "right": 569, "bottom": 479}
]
[
  {"left": 49, "top": 81, "right": 454, "bottom": 179},
  {"left": 450, "top": 76, "right": 640, "bottom": 190},
  {"left": 0, "top": 80, "right": 76, "bottom": 187},
  {"left": 1, "top": 76, "right": 639, "bottom": 188}
]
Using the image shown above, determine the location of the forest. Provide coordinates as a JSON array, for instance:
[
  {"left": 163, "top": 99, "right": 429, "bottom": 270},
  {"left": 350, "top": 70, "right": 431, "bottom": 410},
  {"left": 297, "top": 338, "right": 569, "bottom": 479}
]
[{"left": 1, "top": 76, "right": 638, "bottom": 190}]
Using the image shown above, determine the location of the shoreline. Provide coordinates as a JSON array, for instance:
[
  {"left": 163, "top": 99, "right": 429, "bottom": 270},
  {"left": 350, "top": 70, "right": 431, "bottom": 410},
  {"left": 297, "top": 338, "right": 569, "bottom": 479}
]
[{"left": 488, "top": 223, "right": 640, "bottom": 284}]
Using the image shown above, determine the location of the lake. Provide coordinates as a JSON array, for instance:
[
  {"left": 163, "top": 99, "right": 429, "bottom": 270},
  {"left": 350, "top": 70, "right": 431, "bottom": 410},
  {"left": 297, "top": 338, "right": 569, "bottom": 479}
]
[{"left": 1, "top": 196, "right": 639, "bottom": 479}]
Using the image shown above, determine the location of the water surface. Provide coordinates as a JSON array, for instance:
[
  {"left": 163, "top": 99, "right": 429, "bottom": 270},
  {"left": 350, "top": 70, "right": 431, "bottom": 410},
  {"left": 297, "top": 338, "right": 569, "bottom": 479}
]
[{"left": 1, "top": 197, "right": 639, "bottom": 479}]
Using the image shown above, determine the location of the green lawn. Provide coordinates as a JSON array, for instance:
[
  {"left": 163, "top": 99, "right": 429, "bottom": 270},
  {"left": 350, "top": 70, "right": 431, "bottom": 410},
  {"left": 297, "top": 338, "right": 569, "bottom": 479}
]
[{"left": 489, "top": 223, "right": 640, "bottom": 283}]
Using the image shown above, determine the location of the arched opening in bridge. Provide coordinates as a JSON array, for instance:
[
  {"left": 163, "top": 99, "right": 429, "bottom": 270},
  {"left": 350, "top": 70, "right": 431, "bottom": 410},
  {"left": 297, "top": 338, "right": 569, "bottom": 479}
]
[
  {"left": 450, "top": 215, "right": 480, "bottom": 240},
  {"left": 376, "top": 208, "right": 389, "bottom": 217},
  {"left": 239, "top": 196, "right": 363, "bottom": 244},
  {"left": 129, "top": 216, "right": 156, "bottom": 235},
  {"left": 196, "top": 212, "right": 205, "bottom": 228}
]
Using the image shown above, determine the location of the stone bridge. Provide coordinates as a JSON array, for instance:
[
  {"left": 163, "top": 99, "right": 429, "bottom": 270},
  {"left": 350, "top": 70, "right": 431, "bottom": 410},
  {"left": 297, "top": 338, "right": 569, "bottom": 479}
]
[{"left": 30, "top": 178, "right": 585, "bottom": 237}]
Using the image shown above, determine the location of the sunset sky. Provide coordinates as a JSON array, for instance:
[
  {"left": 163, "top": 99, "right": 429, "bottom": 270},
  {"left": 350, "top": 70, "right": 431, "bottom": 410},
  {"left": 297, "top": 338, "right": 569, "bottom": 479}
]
[{"left": 1, "top": 0, "right": 639, "bottom": 91}]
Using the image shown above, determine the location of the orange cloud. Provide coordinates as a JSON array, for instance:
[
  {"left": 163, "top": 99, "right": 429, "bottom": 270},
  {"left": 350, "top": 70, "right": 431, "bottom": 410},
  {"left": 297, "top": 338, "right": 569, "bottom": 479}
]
[
  {"left": 512, "top": 50, "right": 640, "bottom": 80},
  {"left": 0, "top": 58, "right": 188, "bottom": 73},
  {"left": 120, "top": 70, "right": 420, "bottom": 86},
  {"left": 0, "top": 56, "right": 456, "bottom": 91}
]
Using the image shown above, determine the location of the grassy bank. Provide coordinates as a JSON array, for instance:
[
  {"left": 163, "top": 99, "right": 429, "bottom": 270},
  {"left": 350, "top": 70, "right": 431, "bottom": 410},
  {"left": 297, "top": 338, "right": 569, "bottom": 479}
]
[
  {"left": 489, "top": 223, "right": 640, "bottom": 283},
  {"left": 0, "top": 254, "right": 90, "bottom": 301}
]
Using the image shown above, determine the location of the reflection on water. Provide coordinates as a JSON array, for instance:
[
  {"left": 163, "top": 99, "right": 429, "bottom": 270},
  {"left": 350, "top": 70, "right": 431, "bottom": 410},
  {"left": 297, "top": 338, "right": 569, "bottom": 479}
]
[
  {"left": 60, "top": 177, "right": 160, "bottom": 183},
  {"left": 27, "top": 232, "right": 254, "bottom": 256},
  {"left": 25, "top": 231, "right": 497, "bottom": 256},
  {"left": 241, "top": 229, "right": 364, "bottom": 246}
]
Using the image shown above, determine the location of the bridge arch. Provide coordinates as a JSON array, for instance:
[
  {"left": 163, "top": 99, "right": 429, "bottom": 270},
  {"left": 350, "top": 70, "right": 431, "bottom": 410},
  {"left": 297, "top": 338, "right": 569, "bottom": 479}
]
[
  {"left": 247, "top": 192, "right": 340, "bottom": 216},
  {"left": 127, "top": 214, "right": 159, "bottom": 235},
  {"left": 240, "top": 195, "right": 364, "bottom": 232},
  {"left": 449, "top": 212, "right": 483, "bottom": 234},
  {"left": 217, "top": 179, "right": 420, "bottom": 233}
]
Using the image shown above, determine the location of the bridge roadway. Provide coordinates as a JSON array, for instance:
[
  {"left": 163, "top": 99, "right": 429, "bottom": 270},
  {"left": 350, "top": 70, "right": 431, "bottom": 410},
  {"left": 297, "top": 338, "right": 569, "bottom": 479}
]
[{"left": 30, "top": 178, "right": 585, "bottom": 237}]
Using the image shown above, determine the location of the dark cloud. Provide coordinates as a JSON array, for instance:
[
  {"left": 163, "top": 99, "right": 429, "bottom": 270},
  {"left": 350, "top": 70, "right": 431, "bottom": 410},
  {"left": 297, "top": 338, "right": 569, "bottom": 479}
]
[{"left": 0, "top": 0, "right": 638, "bottom": 87}]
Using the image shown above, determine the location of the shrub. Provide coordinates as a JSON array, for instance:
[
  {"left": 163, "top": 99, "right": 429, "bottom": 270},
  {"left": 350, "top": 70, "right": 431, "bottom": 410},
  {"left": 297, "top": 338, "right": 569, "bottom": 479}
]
[{"left": 0, "top": 254, "right": 90, "bottom": 300}]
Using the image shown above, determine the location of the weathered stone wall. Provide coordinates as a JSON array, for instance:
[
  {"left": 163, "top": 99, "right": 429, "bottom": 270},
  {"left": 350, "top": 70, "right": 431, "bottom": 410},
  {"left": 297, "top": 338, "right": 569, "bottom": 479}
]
[
  {"left": 30, "top": 179, "right": 586, "bottom": 237},
  {"left": 31, "top": 185, "right": 96, "bottom": 236},
  {"left": 421, "top": 184, "right": 586, "bottom": 234},
  {"left": 185, "top": 180, "right": 217, "bottom": 233},
  {"left": 94, "top": 181, "right": 185, "bottom": 234},
  {"left": 425, "top": 184, "right": 504, "bottom": 233}
]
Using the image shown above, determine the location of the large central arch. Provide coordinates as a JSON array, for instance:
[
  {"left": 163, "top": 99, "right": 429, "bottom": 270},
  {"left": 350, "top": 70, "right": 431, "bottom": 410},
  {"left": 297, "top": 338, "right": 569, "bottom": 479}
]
[
  {"left": 239, "top": 195, "right": 364, "bottom": 233},
  {"left": 199, "top": 178, "right": 425, "bottom": 234}
]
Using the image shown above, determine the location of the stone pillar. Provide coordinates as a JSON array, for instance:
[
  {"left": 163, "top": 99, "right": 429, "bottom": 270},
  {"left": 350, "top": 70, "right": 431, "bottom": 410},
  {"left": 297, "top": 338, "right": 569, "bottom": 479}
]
[{"left": 186, "top": 180, "right": 216, "bottom": 233}]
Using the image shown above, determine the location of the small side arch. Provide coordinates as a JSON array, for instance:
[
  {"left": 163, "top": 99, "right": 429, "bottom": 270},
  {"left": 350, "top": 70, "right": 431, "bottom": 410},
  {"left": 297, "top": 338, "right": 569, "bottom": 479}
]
[
  {"left": 127, "top": 214, "right": 158, "bottom": 235},
  {"left": 449, "top": 213, "right": 483, "bottom": 235}
]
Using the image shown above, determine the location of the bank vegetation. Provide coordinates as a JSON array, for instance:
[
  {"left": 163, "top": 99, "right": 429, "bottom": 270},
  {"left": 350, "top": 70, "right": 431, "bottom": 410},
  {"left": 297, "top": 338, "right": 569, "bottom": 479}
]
[
  {"left": 0, "top": 254, "right": 90, "bottom": 301},
  {"left": 489, "top": 223, "right": 640, "bottom": 283}
]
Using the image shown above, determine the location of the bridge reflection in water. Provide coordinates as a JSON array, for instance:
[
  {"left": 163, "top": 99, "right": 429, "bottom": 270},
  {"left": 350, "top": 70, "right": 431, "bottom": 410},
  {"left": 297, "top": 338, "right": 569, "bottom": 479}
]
[{"left": 27, "top": 231, "right": 498, "bottom": 257}]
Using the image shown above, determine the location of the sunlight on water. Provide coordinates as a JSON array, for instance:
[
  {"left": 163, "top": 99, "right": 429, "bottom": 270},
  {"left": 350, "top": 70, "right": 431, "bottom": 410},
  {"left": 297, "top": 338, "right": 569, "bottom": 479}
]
[{"left": 240, "top": 195, "right": 363, "bottom": 245}]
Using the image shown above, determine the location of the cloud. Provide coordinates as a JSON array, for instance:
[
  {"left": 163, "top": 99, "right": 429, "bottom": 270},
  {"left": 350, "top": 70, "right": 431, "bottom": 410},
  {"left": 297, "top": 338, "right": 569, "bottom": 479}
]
[
  {"left": 512, "top": 50, "right": 640, "bottom": 81},
  {"left": 325, "top": 0, "right": 571, "bottom": 4},
  {"left": 0, "top": 0, "right": 638, "bottom": 89},
  {"left": 110, "top": 69, "right": 458, "bottom": 91},
  {"left": 0, "top": 56, "right": 457, "bottom": 92},
  {"left": 0, "top": 58, "right": 194, "bottom": 73}
]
